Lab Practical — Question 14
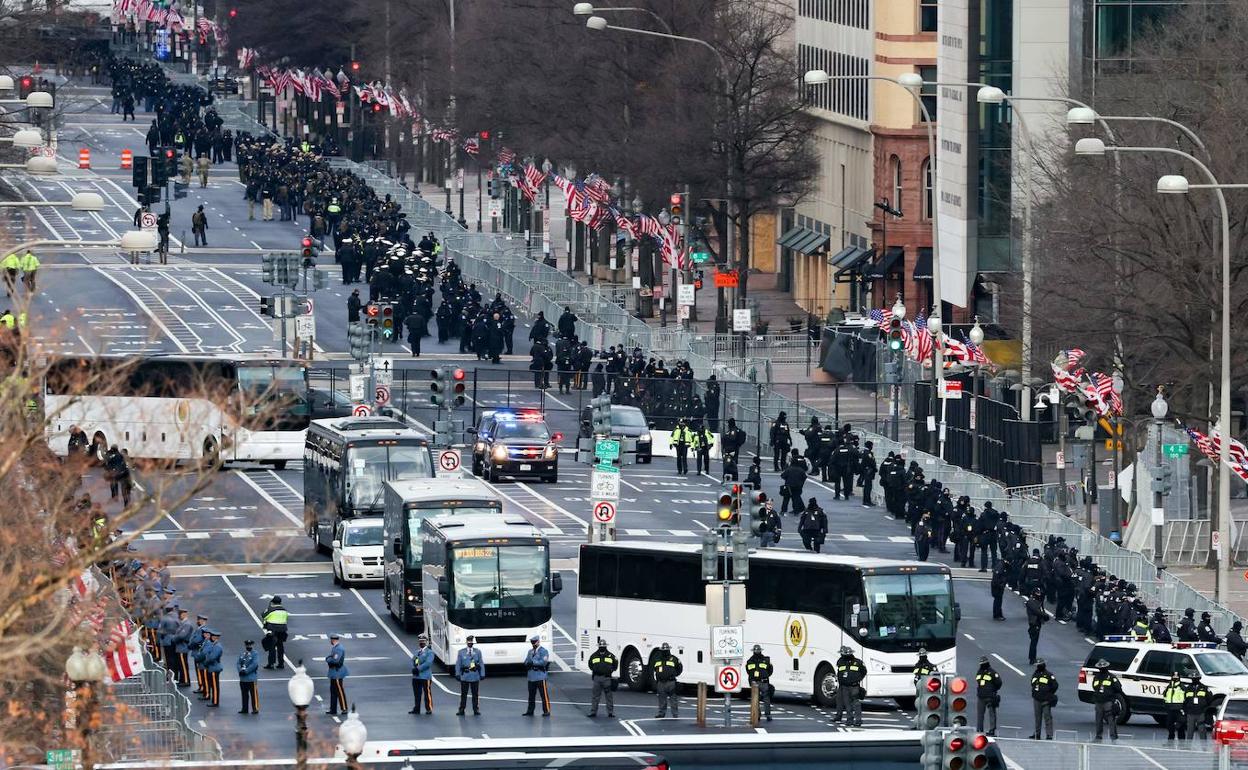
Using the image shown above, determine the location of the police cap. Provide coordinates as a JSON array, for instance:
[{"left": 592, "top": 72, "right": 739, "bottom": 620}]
[
  {"left": 1096, "top": 659, "right": 1110, "bottom": 669},
  {"left": 978, "top": 656, "right": 990, "bottom": 665},
  {"left": 918, "top": 647, "right": 927, "bottom": 656},
  {"left": 418, "top": 633, "right": 428, "bottom": 641},
  {"left": 660, "top": 642, "right": 671, "bottom": 651},
  {"left": 244, "top": 639, "right": 255, "bottom": 647},
  {"left": 329, "top": 633, "right": 341, "bottom": 641},
  {"left": 752, "top": 644, "right": 762, "bottom": 653},
  {"left": 1034, "top": 659, "right": 1046, "bottom": 668},
  {"left": 840, "top": 646, "right": 853, "bottom": 655}
]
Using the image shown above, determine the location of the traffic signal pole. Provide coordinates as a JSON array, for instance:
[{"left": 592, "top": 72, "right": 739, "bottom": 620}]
[{"left": 720, "top": 522, "right": 732, "bottom": 728}]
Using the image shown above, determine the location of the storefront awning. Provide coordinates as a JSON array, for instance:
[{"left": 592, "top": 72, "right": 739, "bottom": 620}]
[
  {"left": 793, "top": 228, "right": 831, "bottom": 255},
  {"left": 912, "top": 246, "right": 933, "bottom": 280},
  {"left": 777, "top": 226, "right": 808, "bottom": 250},
  {"left": 827, "top": 245, "right": 859, "bottom": 268},
  {"left": 834, "top": 247, "right": 874, "bottom": 280},
  {"left": 864, "top": 246, "right": 904, "bottom": 279}
]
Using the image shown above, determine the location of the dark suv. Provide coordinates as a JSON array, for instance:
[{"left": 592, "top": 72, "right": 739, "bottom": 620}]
[
  {"left": 470, "top": 409, "right": 560, "bottom": 483},
  {"left": 578, "top": 404, "right": 653, "bottom": 463}
]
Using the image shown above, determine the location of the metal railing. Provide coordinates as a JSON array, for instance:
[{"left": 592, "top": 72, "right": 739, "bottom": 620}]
[
  {"left": 994, "top": 736, "right": 1228, "bottom": 770},
  {"left": 291, "top": 119, "right": 1247, "bottom": 634}
]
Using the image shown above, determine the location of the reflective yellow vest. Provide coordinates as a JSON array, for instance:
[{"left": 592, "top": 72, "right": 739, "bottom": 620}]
[
  {"left": 1, "top": 253, "right": 18, "bottom": 271},
  {"left": 19, "top": 251, "right": 38, "bottom": 272}
]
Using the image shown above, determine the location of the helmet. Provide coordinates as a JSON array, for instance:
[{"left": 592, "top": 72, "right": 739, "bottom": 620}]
[
  {"left": 918, "top": 647, "right": 928, "bottom": 656},
  {"left": 840, "top": 646, "right": 853, "bottom": 655},
  {"left": 978, "top": 656, "right": 990, "bottom": 666},
  {"left": 1034, "top": 659, "right": 1046, "bottom": 669}
]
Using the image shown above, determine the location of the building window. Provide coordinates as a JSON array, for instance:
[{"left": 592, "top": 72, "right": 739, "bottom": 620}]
[
  {"left": 798, "top": 44, "right": 870, "bottom": 121},
  {"left": 890, "top": 156, "right": 903, "bottom": 215},
  {"left": 921, "top": 158, "right": 933, "bottom": 220},
  {"left": 919, "top": 0, "right": 937, "bottom": 32},
  {"left": 918, "top": 65, "right": 937, "bottom": 122}
]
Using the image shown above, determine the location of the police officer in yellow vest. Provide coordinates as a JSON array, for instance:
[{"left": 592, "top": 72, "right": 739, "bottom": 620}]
[
  {"left": 0, "top": 309, "right": 14, "bottom": 330},
  {"left": 1163, "top": 672, "right": 1187, "bottom": 740},
  {"left": 19, "top": 249, "right": 38, "bottom": 292},
  {"left": 692, "top": 421, "right": 715, "bottom": 476},
  {"left": 326, "top": 197, "right": 342, "bottom": 227},
  {"left": 1131, "top": 615, "right": 1151, "bottom": 641},
  {"left": 670, "top": 419, "right": 693, "bottom": 476},
  {"left": 0, "top": 251, "right": 18, "bottom": 294},
  {"left": 300, "top": 139, "right": 311, "bottom": 154},
  {"left": 745, "top": 644, "right": 774, "bottom": 721},
  {"left": 1185, "top": 673, "right": 1213, "bottom": 740},
  {"left": 586, "top": 639, "right": 617, "bottom": 718},
  {"left": 1091, "top": 659, "right": 1122, "bottom": 740}
]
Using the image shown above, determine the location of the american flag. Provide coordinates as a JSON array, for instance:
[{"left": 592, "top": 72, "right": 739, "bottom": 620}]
[
  {"left": 1188, "top": 426, "right": 1248, "bottom": 481},
  {"left": 195, "top": 17, "right": 211, "bottom": 34},
  {"left": 660, "top": 223, "right": 685, "bottom": 268},
  {"left": 430, "top": 127, "right": 456, "bottom": 144},
  {"left": 497, "top": 147, "right": 516, "bottom": 165},
  {"left": 1092, "top": 372, "right": 1121, "bottom": 415},
  {"left": 1052, "top": 363, "right": 1082, "bottom": 394},
  {"left": 613, "top": 208, "right": 639, "bottom": 239},
  {"left": 961, "top": 332, "right": 991, "bottom": 366},
  {"left": 636, "top": 214, "right": 663, "bottom": 238},
  {"left": 106, "top": 619, "right": 145, "bottom": 683},
  {"left": 524, "top": 163, "right": 547, "bottom": 193},
  {"left": 1058, "top": 348, "right": 1087, "bottom": 372},
  {"left": 462, "top": 137, "right": 479, "bottom": 156},
  {"left": 583, "top": 174, "right": 612, "bottom": 204},
  {"left": 867, "top": 308, "right": 893, "bottom": 327},
  {"left": 942, "top": 334, "right": 971, "bottom": 363}
]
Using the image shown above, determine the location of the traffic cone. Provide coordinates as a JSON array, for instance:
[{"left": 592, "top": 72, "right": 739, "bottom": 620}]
[
  {"left": 78, "top": 148, "right": 90, "bottom": 169},
  {"left": 120, "top": 148, "right": 133, "bottom": 170}
]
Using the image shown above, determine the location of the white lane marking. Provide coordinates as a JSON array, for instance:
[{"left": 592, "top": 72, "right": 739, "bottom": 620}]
[
  {"left": 233, "top": 470, "right": 304, "bottom": 527},
  {"left": 843, "top": 534, "right": 868, "bottom": 541},
  {"left": 963, "top": 633, "right": 976, "bottom": 641},
  {"left": 516, "top": 482, "right": 591, "bottom": 529},
  {"left": 669, "top": 529, "right": 696, "bottom": 537},
  {"left": 991, "top": 653, "right": 1026, "bottom": 677},
  {"left": 691, "top": 520, "right": 711, "bottom": 531},
  {"left": 1130, "top": 747, "right": 1167, "bottom": 770},
  {"left": 220, "top": 574, "right": 295, "bottom": 669},
  {"left": 620, "top": 477, "right": 644, "bottom": 493},
  {"left": 345, "top": 587, "right": 453, "bottom": 695}
]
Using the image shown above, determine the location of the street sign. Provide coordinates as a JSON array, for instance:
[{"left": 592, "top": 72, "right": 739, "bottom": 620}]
[
  {"left": 374, "top": 368, "right": 393, "bottom": 387},
  {"left": 715, "top": 664, "right": 743, "bottom": 693},
  {"left": 352, "top": 403, "right": 372, "bottom": 417},
  {"left": 1163, "top": 443, "right": 1189, "bottom": 458},
  {"left": 595, "top": 438, "right": 621, "bottom": 461},
  {"left": 349, "top": 373, "right": 367, "bottom": 402},
  {"left": 438, "top": 449, "right": 462, "bottom": 474},
  {"left": 677, "top": 304, "right": 690, "bottom": 321},
  {"left": 46, "top": 750, "right": 77, "bottom": 770},
  {"left": 732, "top": 309, "right": 752, "bottom": 333},
  {"left": 303, "top": 297, "right": 314, "bottom": 315},
  {"left": 591, "top": 467, "right": 621, "bottom": 500},
  {"left": 294, "top": 315, "right": 315, "bottom": 339},
  {"left": 375, "top": 356, "right": 394, "bottom": 374},
  {"left": 1214, "top": 530, "right": 1222, "bottom": 556},
  {"left": 939, "top": 380, "right": 963, "bottom": 399},
  {"left": 1055, "top": 451, "right": 1065, "bottom": 469},
  {"left": 677, "top": 283, "right": 696, "bottom": 307},
  {"left": 711, "top": 625, "right": 745, "bottom": 660},
  {"left": 140, "top": 212, "right": 157, "bottom": 230},
  {"left": 375, "top": 384, "right": 391, "bottom": 407},
  {"left": 592, "top": 499, "right": 617, "bottom": 524},
  {"left": 691, "top": 250, "right": 712, "bottom": 264},
  {"left": 714, "top": 269, "right": 739, "bottom": 288},
  {"left": 489, "top": 199, "right": 502, "bottom": 218}
]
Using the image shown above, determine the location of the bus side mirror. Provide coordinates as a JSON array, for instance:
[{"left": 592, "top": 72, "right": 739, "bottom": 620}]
[
  {"left": 392, "top": 537, "right": 402, "bottom": 557},
  {"left": 551, "top": 573, "right": 563, "bottom": 595},
  {"left": 331, "top": 540, "right": 341, "bottom": 550},
  {"left": 438, "top": 576, "right": 449, "bottom": 598},
  {"left": 954, "top": 602, "right": 962, "bottom": 622},
  {"left": 856, "top": 609, "right": 869, "bottom": 628}
]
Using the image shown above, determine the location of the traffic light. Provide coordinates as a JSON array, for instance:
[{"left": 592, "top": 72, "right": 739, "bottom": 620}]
[
  {"left": 350, "top": 61, "right": 360, "bottom": 72},
  {"left": 227, "top": 7, "right": 237, "bottom": 17},
  {"left": 731, "top": 529, "right": 749, "bottom": 580},
  {"left": 965, "top": 731, "right": 990, "bottom": 770},
  {"left": 747, "top": 490, "right": 768, "bottom": 537},
  {"left": 430, "top": 367, "right": 447, "bottom": 406},
  {"left": 150, "top": 153, "right": 167, "bottom": 187},
  {"left": 261, "top": 253, "right": 275, "bottom": 283},
  {"left": 164, "top": 147, "right": 177, "bottom": 180},
  {"left": 348, "top": 322, "right": 370, "bottom": 361},
  {"left": 450, "top": 368, "right": 466, "bottom": 407},
  {"left": 669, "top": 192, "right": 683, "bottom": 220},
  {"left": 916, "top": 674, "right": 946, "bottom": 730},
  {"left": 701, "top": 530, "right": 718, "bottom": 581},
  {"left": 479, "top": 130, "right": 490, "bottom": 140},
  {"left": 301, "top": 236, "right": 315, "bottom": 263},
  {"left": 947, "top": 676, "right": 969, "bottom": 727},
  {"left": 884, "top": 360, "right": 901, "bottom": 384},
  {"left": 944, "top": 727, "right": 968, "bottom": 770},
  {"left": 717, "top": 482, "right": 741, "bottom": 526},
  {"left": 590, "top": 395, "right": 612, "bottom": 434},
  {"left": 380, "top": 304, "right": 396, "bottom": 340},
  {"left": 487, "top": 178, "right": 499, "bottom": 198},
  {"left": 18, "top": 76, "right": 32, "bottom": 98},
  {"left": 1154, "top": 463, "right": 1174, "bottom": 495},
  {"left": 274, "top": 255, "right": 292, "bottom": 287},
  {"left": 259, "top": 295, "right": 272, "bottom": 317},
  {"left": 887, "top": 319, "right": 904, "bottom": 351},
  {"left": 132, "top": 155, "right": 149, "bottom": 189},
  {"left": 920, "top": 729, "right": 945, "bottom": 770},
  {"left": 365, "top": 302, "right": 380, "bottom": 333}
]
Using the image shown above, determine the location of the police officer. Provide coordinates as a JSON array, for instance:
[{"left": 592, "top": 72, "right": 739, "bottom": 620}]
[
  {"left": 990, "top": 561, "right": 1008, "bottom": 621},
  {"left": 325, "top": 633, "right": 349, "bottom": 716},
  {"left": 587, "top": 639, "right": 617, "bottom": 718},
  {"left": 261, "top": 596, "right": 288, "bottom": 669},
  {"left": 1227, "top": 621, "right": 1247, "bottom": 660},
  {"left": 670, "top": 419, "right": 692, "bottom": 476},
  {"left": 189, "top": 614, "right": 208, "bottom": 695},
  {"left": 1163, "top": 672, "right": 1187, "bottom": 740},
  {"left": 522, "top": 634, "right": 551, "bottom": 717},
  {"left": 769, "top": 412, "right": 792, "bottom": 472},
  {"left": 858, "top": 441, "right": 877, "bottom": 507},
  {"left": 1177, "top": 607, "right": 1198, "bottom": 641},
  {"left": 1185, "top": 673, "right": 1213, "bottom": 740},
  {"left": 1150, "top": 609, "right": 1173, "bottom": 643},
  {"left": 652, "top": 642, "right": 683, "bottom": 718},
  {"left": 975, "top": 656, "right": 1001, "bottom": 735},
  {"left": 913, "top": 648, "right": 937, "bottom": 682},
  {"left": 201, "top": 628, "right": 222, "bottom": 708},
  {"left": 173, "top": 607, "right": 194, "bottom": 687},
  {"left": 410, "top": 634, "right": 434, "bottom": 715},
  {"left": 1090, "top": 659, "right": 1122, "bottom": 740},
  {"left": 1025, "top": 589, "right": 1050, "bottom": 665},
  {"left": 745, "top": 644, "right": 774, "bottom": 721},
  {"left": 158, "top": 603, "right": 180, "bottom": 679},
  {"left": 830, "top": 434, "right": 856, "bottom": 498},
  {"left": 237, "top": 639, "right": 259, "bottom": 714},
  {"left": 455, "top": 635, "right": 485, "bottom": 715},
  {"left": 1028, "top": 660, "right": 1057, "bottom": 740},
  {"left": 692, "top": 421, "right": 715, "bottom": 476},
  {"left": 798, "top": 500, "right": 827, "bottom": 553},
  {"left": 1197, "top": 612, "right": 1221, "bottom": 643},
  {"left": 834, "top": 646, "right": 865, "bottom": 726}
]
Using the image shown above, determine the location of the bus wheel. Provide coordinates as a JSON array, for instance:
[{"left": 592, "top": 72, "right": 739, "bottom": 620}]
[
  {"left": 621, "top": 648, "right": 648, "bottom": 692},
  {"left": 813, "top": 664, "right": 838, "bottom": 708},
  {"left": 202, "top": 437, "right": 220, "bottom": 468},
  {"left": 272, "top": 460, "right": 287, "bottom": 470}
]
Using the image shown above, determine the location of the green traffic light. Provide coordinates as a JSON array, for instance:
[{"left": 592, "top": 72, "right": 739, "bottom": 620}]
[{"left": 889, "top": 338, "right": 903, "bottom": 351}]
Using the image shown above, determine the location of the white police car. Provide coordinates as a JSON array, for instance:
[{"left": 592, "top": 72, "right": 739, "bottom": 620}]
[{"left": 1077, "top": 636, "right": 1248, "bottom": 725}]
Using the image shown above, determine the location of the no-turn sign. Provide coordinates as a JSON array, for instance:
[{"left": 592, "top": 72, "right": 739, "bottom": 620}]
[
  {"left": 592, "top": 500, "right": 616, "bottom": 524},
  {"left": 140, "top": 212, "right": 157, "bottom": 230},
  {"left": 375, "top": 384, "right": 391, "bottom": 406},
  {"left": 438, "top": 449, "right": 461, "bottom": 474},
  {"left": 715, "top": 664, "right": 743, "bottom": 693},
  {"left": 352, "top": 403, "right": 372, "bottom": 417}
]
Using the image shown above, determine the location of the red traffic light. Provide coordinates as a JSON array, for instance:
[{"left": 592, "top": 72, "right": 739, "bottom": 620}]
[
  {"left": 350, "top": 61, "right": 360, "bottom": 72},
  {"left": 365, "top": 304, "right": 379, "bottom": 317},
  {"left": 694, "top": 278, "right": 703, "bottom": 290},
  {"left": 949, "top": 677, "right": 968, "bottom": 695},
  {"left": 20, "top": 76, "right": 31, "bottom": 88},
  {"left": 947, "top": 737, "right": 964, "bottom": 752},
  {"left": 970, "top": 734, "right": 989, "bottom": 751},
  {"left": 301, "top": 237, "right": 313, "bottom": 248},
  {"left": 382, "top": 306, "right": 393, "bottom": 317},
  {"left": 924, "top": 694, "right": 941, "bottom": 710},
  {"left": 451, "top": 368, "right": 465, "bottom": 381},
  {"left": 478, "top": 130, "right": 490, "bottom": 140},
  {"left": 925, "top": 676, "right": 942, "bottom": 693},
  {"left": 227, "top": 7, "right": 237, "bottom": 16},
  {"left": 373, "top": 103, "right": 382, "bottom": 112},
  {"left": 669, "top": 193, "right": 681, "bottom": 206},
  {"left": 164, "top": 148, "right": 175, "bottom": 158}
]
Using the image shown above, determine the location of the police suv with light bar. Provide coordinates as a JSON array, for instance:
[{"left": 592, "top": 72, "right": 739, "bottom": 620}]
[
  {"left": 470, "top": 409, "right": 561, "bottom": 483},
  {"left": 1077, "top": 636, "right": 1248, "bottom": 724}
]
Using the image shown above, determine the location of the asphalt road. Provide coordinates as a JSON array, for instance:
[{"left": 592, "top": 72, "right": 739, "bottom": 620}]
[{"left": 30, "top": 83, "right": 1221, "bottom": 765}]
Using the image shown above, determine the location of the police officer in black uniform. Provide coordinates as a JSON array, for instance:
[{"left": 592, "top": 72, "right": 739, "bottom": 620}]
[
  {"left": 745, "top": 644, "right": 774, "bottom": 721},
  {"left": 1029, "top": 660, "right": 1058, "bottom": 740},
  {"left": 834, "top": 646, "right": 865, "bottom": 726},
  {"left": 975, "top": 656, "right": 1001, "bottom": 735},
  {"left": 587, "top": 639, "right": 617, "bottom": 718},
  {"left": 1185, "top": 674, "right": 1213, "bottom": 740},
  {"left": 1025, "top": 589, "right": 1050, "bottom": 665},
  {"left": 1091, "top": 659, "right": 1122, "bottom": 740}
]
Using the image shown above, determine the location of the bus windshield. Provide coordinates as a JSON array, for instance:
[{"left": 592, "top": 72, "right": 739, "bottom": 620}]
[
  {"left": 405, "top": 505, "right": 502, "bottom": 569},
  {"left": 448, "top": 543, "right": 550, "bottom": 629},
  {"left": 862, "top": 573, "right": 956, "bottom": 641},
  {"left": 237, "top": 364, "right": 310, "bottom": 430},
  {"left": 345, "top": 444, "right": 433, "bottom": 511}
]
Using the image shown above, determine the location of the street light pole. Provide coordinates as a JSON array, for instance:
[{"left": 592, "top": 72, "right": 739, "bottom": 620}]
[
  {"left": 286, "top": 664, "right": 314, "bottom": 770},
  {"left": 1074, "top": 137, "right": 1232, "bottom": 603},
  {"left": 1152, "top": 389, "right": 1169, "bottom": 576},
  {"left": 969, "top": 317, "right": 985, "bottom": 473}
]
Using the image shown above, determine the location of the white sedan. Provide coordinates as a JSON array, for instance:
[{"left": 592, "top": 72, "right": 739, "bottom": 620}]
[{"left": 332, "top": 517, "right": 384, "bottom": 585}]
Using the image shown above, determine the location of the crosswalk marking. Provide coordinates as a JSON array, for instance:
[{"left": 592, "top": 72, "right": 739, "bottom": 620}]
[
  {"left": 843, "top": 534, "right": 869, "bottom": 541},
  {"left": 138, "top": 528, "right": 304, "bottom": 541},
  {"left": 889, "top": 536, "right": 914, "bottom": 543},
  {"left": 625, "top": 528, "right": 651, "bottom": 536}
]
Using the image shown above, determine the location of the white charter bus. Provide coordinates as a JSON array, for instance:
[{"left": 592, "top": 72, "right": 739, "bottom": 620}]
[
  {"left": 422, "top": 515, "right": 562, "bottom": 665},
  {"left": 576, "top": 542, "right": 958, "bottom": 707},
  {"left": 44, "top": 354, "right": 308, "bottom": 466}
]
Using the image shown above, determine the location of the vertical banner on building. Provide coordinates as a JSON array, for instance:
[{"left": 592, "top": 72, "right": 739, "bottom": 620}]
[{"left": 937, "top": 0, "right": 975, "bottom": 309}]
